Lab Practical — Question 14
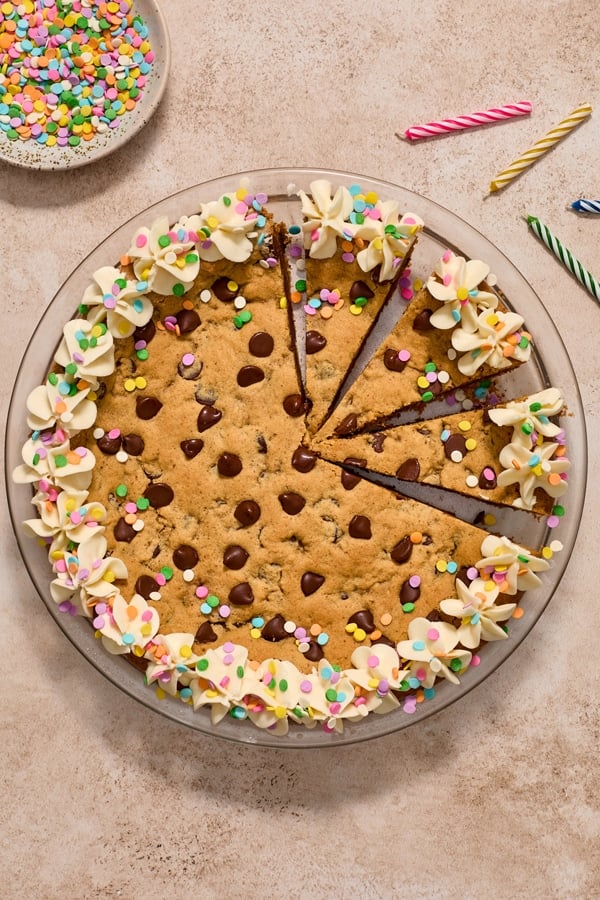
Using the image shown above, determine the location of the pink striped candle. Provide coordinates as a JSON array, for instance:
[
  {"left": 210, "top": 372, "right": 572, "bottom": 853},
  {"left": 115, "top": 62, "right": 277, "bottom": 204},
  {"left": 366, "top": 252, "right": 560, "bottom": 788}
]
[{"left": 402, "top": 101, "right": 532, "bottom": 141}]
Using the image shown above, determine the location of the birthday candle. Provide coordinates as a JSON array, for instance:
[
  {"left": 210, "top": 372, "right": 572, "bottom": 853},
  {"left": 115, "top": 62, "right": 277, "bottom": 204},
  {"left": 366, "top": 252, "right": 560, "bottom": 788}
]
[
  {"left": 527, "top": 215, "right": 600, "bottom": 302},
  {"left": 571, "top": 199, "right": 600, "bottom": 214},
  {"left": 489, "top": 103, "right": 592, "bottom": 193},
  {"left": 402, "top": 101, "right": 532, "bottom": 141}
]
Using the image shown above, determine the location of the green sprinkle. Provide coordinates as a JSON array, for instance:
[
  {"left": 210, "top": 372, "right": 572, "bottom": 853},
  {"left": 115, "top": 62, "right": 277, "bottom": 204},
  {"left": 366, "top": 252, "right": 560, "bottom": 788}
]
[
  {"left": 223, "top": 195, "right": 232, "bottom": 206},
  {"left": 529, "top": 402, "right": 542, "bottom": 412},
  {"left": 402, "top": 602, "right": 415, "bottom": 613},
  {"left": 161, "top": 566, "right": 173, "bottom": 581},
  {"left": 233, "top": 315, "right": 244, "bottom": 329},
  {"left": 158, "top": 234, "right": 171, "bottom": 248},
  {"left": 295, "top": 279, "right": 307, "bottom": 292},
  {"left": 185, "top": 253, "right": 198, "bottom": 264},
  {"left": 136, "top": 497, "right": 150, "bottom": 511},
  {"left": 48, "top": 372, "right": 59, "bottom": 386},
  {"left": 279, "top": 679, "right": 288, "bottom": 692},
  {"left": 89, "top": 337, "right": 97, "bottom": 348},
  {"left": 240, "top": 310, "right": 252, "bottom": 323},
  {"left": 449, "top": 658, "right": 463, "bottom": 672},
  {"left": 54, "top": 455, "right": 68, "bottom": 468},
  {"left": 68, "top": 135, "right": 81, "bottom": 147},
  {"left": 325, "top": 688, "right": 337, "bottom": 702},
  {"left": 230, "top": 706, "right": 246, "bottom": 719},
  {"left": 552, "top": 505, "right": 565, "bottom": 516},
  {"left": 115, "top": 484, "right": 128, "bottom": 498},
  {"left": 354, "top": 296, "right": 368, "bottom": 307},
  {"left": 519, "top": 336, "right": 530, "bottom": 349},
  {"left": 421, "top": 390, "right": 434, "bottom": 402},
  {"left": 32, "top": 453, "right": 40, "bottom": 466},
  {"left": 172, "top": 283, "right": 185, "bottom": 297},
  {"left": 236, "top": 665, "right": 244, "bottom": 678},
  {"left": 136, "top": 348, "right": 149, "bottom": 361},
  {"left": 424, "top": 361, "right": 437, "bottom": 373},
  {"left": 65, "top": 363, "right": 78, "bottom": 375},
  {"left": 197, "top": 658, "right": 209, "bottom": 671},
  {"left": 78, "top": 338, "right": 89, "bottom": 351},
  {"left": 207, "top": 594, "right": 219, "bottom": 609}
]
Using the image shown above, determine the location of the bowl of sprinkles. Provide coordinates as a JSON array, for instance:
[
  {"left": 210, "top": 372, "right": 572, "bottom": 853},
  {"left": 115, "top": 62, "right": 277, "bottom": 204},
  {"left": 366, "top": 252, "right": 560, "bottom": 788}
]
[{"left": 0, "top": 0, "right": 169, "bottom": 169}]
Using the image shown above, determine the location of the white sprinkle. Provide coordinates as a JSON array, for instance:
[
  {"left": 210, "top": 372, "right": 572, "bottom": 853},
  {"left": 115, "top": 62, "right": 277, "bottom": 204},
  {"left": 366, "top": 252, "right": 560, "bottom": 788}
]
[
  {"left": 93, "top": 427, "right": 105, "bottom": 439},
  {"left": 550, "top": 540, "right": 564, "bottom": 552},
  {"left": 462, "top": 398, "right": 474, "bottom": 410},
  {"left": 438, "top": 370, "right": 450, "bottom": 384},
  {"left": 455, "top": 389, "right": 466, "bottom": 401},
  {"left": 297, "top": 641, "right": 310, "bottom": 653},
  {"left": 116, "top": 450, "right": 128, "bottom": 463},
  {"left": 149, "top": 591, "right": 162, "bottom": 601},
  {"left": 296, "top": 258, "right": 306, "bottom": 272},
  {"left": 164, "top": 250, "right": 177, "bottom": 266},
  {"left": 233, "top": 295, "right": 247, "bottom": 310},
  {"left": 447, "top": 348, "right": 457, "bottom": 361},
  {"left": 183, "top": 569, "right": 195, "bottom": 583},
  {"left": 132, "top": 520, "right": 145, "bottom": 532},
  {"left": 465, "top": 474, "right": 479, "bottom": 488},
  {"left": 450, "top": 450, "right": 463, "bottom": 463},
  {"left": 283, "top": 620, "right": 296, "bottom": 634},
  {"left": 258, "top": 259, "right": 269, "bottom": 269},
  {"left": 200, "top": 289, "right": 212, "bottom": 303}
]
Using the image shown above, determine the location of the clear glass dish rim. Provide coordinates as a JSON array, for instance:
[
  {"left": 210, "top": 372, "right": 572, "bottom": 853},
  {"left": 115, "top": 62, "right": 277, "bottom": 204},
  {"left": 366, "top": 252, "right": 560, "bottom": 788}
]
[{"left": 4, "top": 166, "right": 588, "bottom": 748}]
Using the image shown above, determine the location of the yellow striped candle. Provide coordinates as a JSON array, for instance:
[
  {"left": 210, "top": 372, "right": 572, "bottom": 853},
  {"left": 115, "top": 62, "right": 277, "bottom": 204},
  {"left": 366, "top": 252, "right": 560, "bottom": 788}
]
[
  {"left": 527, "top": 215, "right": 600, "bottom": 302},
  {"left": 490, "top": 103, "right": 592, "bottom": 193}
]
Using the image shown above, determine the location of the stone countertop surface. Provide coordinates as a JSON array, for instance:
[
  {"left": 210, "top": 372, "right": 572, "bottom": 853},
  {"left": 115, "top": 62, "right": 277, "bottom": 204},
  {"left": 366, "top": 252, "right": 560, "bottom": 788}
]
[{"left": 1, "top": 2, "right": 598, "bottom": 898}]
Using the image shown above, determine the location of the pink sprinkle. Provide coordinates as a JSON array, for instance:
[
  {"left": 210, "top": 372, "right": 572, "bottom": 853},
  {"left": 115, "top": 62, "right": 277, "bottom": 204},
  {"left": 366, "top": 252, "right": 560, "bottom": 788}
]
[
  {"left": 409, "top": 575, "right": 421, "bottom": 588},
  {"left": 341, "top": 252, "right": 355, "bottom": 263},
  {"left": 93, "top": 615, "right": 105, "bottom": 629},
  {"left": 141, "top": 610, "right": 154, "bottom": 622},
  {"left": 219, "top": 605, "right": 231, "bottom": 618},
  {"left": 427, "top": 627, "right": 439, "bottom": 641},
  {"left": 303, "top": 305, "right": 316, "bottom": 316},
  {"left": 329, "top": 702, "right": 342, "bottom": 714},
  {"left": 155, "top": 573, "right": 166, "bottom": 587},
  {"left": 220, "top": 676, "right": 230, "bottom": 688},
  {"left": 124, "top": 502, "right": 137, "bottom": 514},
  {"left": 135, "top": 234, "right": 147, "bottom": 248},
  {"left": 442, "top": 249, "right": 452, "bottom": 263},
  {"left": 181, "top": 353, "right": 195, "bottom": 366},
  {"left": 234, "top": 201, "right": 247, "bottom": 214},
  {"left": 471, "top": 655, "right": 481, "bottom": 667},
  {"left": 256, "top": 192, "right": 268, "bottom": 204},
  {"left": 69, "top": 510, "right": 82, "bottom": 525},
  {"left": 443, "top": 273, "right": 452, "bottom": 285},
  {"left": 354, "top": 696, "right": 367, "bottom": 706},
  {"left": 75, "top": 446, "right": 87, "bottom": 458},
  {"left": 95, "top": 603, "right": 108, "bottom": 615},
  {"left": 547, "top": 515, "right": 560, "bottom": 528},
  {"left": 415, "top": 667, "right": 427, "bottom": 681},
  {"left": 467, "top": 566, "right": 479, "bottom": 581},
  {"left": 55, "top": 558, "right": 67, "bottom": 573},
  {"left": 367, "top": 654, "right": 379, "bottom": 668},
  {"left": 72, "top": 352, "right": 84, "bottom": 363},
  {"left": 399, "top": 349, "right": 411, "bottom": 362},
  {"left": 223, "top": 654, "right": 234, "bottom": 665},
  {"left": 108, "top": 428, "right": 121, "bottom": 440},
  {"left": 426, "top": 371, "right": 438, "bottom": 384},
  {"left": 223, "top": 641, "right": 234, "bottom": 653},
  {"left": 195, "top": 585, "right": 208, "bottom": 599},
  {"left": 310, "top": 228, "right": 319, "bottom": 242},
  {"left": 294, "top": 627, "right": 307, "bottom": 640},
  {"left": 400, "top": 287, "right": 414, "bottom": 300},
  {"left": 134, "top": 340, "right": 147, "bottom": 350},
  {"left": 300, "top": 679, "right": 312, "bottom": 693}
]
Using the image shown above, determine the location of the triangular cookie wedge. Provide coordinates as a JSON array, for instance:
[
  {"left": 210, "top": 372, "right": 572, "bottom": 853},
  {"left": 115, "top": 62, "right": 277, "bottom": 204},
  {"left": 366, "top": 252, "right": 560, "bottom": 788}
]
[
  {"left": 316, "top": 388, "right": 570, "bottom": 515},
  {"left": 296, "top": 179, "right": 422, "bottom": 433},
  {"left": 319, "top": 250, "right": 533, "bottom": 438}
]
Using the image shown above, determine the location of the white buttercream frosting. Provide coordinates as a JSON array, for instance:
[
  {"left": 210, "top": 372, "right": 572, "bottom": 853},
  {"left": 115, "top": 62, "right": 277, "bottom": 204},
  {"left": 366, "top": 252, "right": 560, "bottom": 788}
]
[
  {"left": 355, "top": 205, "right": 423, "bottom": 281},
  {"left": 451, "top": 308, "right": 532, "bottom": 376},
  {"left": 26, "top": 378, "right": 97, "bottom": 436},
  {"left": 185, "top": 192, "right": 257, "bottom": 263},
  {"left": 49, "top": 533, "right": 128, "bottom": 615},
  {"left": 127, "top": 216, "right": 201, "bottom": 294},
  {"left": 497, "top": 440, "right": 570, "bottom": 510},
  {"left": 23, "top": 486, "right": 106, "bottom": 555},
  {"left": 440, "top": 578, "right": 516, "bottom": 648},
  {"left": 54, "top": 319, "right": 115, "bottom": 386},
  {"left": 427, "top": 250, "right": 498, "bottom": 331},
  {"left": 298, "top": 179, "right": 356, "bottom": 258},
  {"left": 476, "top": 534, "right": 551, "bottom": 594},
  {"left": 83, "top": 266, "right": 154, "bottom": 338},
  {"left": 94, "top": 591, "right": 161, "bottom": 656},
  {"left": 488, "top": 387, "right": 564, "bottom": 446},
  {"left": 396, "top": 618, "right": 472, "bottom": 688},
  {"left": 13, "top": 436, "right": 96, "bottom": 491}
]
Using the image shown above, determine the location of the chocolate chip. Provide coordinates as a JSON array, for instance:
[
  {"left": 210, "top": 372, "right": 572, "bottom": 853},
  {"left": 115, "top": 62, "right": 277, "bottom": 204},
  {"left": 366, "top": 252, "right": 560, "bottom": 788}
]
[
  {"left": 349, "top": 280, "right": 375, "bottom": 301},
  {"left": 237, "top": 365, "right": 265, "bottom": 387},
  {"left": 278, "top": 492, "right": 306, "bottom": 515},
  {"left": 391, "top": 536, "right": 413, "bottom": 564},
  {"left": 121, "top": 433, "right": 144, "bottom": 456},
  {"left": 396, "top": 457, "right": 420, "bottom": 481},
  {"left": 444, "top": 433, "right": 467, "bottom": 461},
  {"left": 223, "top": 545, "right": 249, "bottom": 570},
  {"left": 384, "top": 349, "right": 408, "bottom": 372},
  {"left": 412, "top": 308, "right": 434, "bottom": 331},
  {"left": 303, "top": 640, "right": 325, "bottom": 662},
  {"left": 144, "top": 482, "right": 174, "bottom": 508},
  {"left": 194, "top": 622, "right": 219, "bottom": 643},
  {"left": 306, "top": 330, "right": 327, "bottom": 354},
  {"left": 180, "top": 438, "right": 204, "bottom": 458},
  {"left": 133, "top": 319, "right": 156, "bottom": 345},
  {"left": 334, "top": 414, "right": 358, "bottom": 435},
  {"left": 178, "top": 356, "right": 204, "bottom": 380},
  {"left": 97, "top": 432, "right": 121, "bottom": 454},
  {"left": 371, "top": 433, "right": 386, "bottom": 453},
  {"left": 400, "top": 579, "right": 421, "bottom": 604},
  {"left": 301, "top": 572, "right": 325, "bottom": 596},
  {"left": 114, "top": 518, "right": 137, "bottom": 542},
  {"left": 348, "top": 609, "right": 375, "bottom": 633},
  {"left": 217, "top": 452, "right": 242, "bottom": 477},
  {"left": 175, "top": 308, "right": 201, "bottom": 333},
  {"left": 349, "top": 515, "right": 372, "bottom": 539},
  {"left": 197, "top": 405, "right": 222, "bottom": 432},
  {"left": 283, "top": 394, "right": 307, "bottom": 417},
  {"left": 291, "top": 446, "right": 317, "bottom": 473},
  {"left": 261, "top": 614, "right": 288, "bottom": 642},
  {"left": 257, "top": 435, "right": 268, "bottom": 454},
  {"left": 341, "top": 457, "right": 366, "bottom": 491},
  {"left": 234, "top": 500, "right": 261, "bottom": 526},
  {"left": 479, "top": 466, "right": 498, "bottom": 489},
  {"left": 248, "top": 331, "right": 274, "bottom": 357},
  {"left": 173, "top": 544, "right": 199, "bottom": 570},
  {"left": 136, "top": 395, "right": 163, "bottom": 420},
  {"left": 135, "top": 575, "right": 158, "bottom": 600},
  {"left": 212, "top": 276, "right": 238, "bottom": 302},
  {"left": 228, "top": 582, "right": 254, "bottom": 606}
]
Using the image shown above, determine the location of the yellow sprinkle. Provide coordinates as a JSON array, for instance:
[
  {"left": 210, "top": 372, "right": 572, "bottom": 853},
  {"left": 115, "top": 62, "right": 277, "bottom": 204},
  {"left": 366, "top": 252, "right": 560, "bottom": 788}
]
[
  {"left": 133, "top": 645, "right": 145, "bottom": 657},
  {"left": 118, "top": 320, "right": 130, "bottom": 336},
  {"left": 456, "top": 287, "right": 469, "bottom": 301},
  {"left": 484, "top": 514, "right": 497, "bottom": 526},
  {"left": 250, "top": 627, "right": 261, "bottom": 639},
  {"left": 364, "top": 191, "right": 378, "bottom": 204},
  {"left": 124, "top": 378, "right": 136, "bottom": 392},
  {"left": 65, "top": 498, "right": 77, "bottom": 512},
  {"left": 368, "top": 677, "right": 379, "bottom": 689},
  {"left": 484, "top": 580, "right": 496, "bottom": 592},
  {"left": 204, "top": 689, "right": 218, "bottom": 699},
  {"left": 175, "top": 258, "right": 186, "bottom": 269},
  {"left": 279, "top": 296, "right": 287, "bottom": 309},
  {"left": 235, "top": 188, "right": 247, "bottom": 200},
  {"left": 179, "top": 644, "right": 192, "bottom": 659},
  {"left": 417, "top": 376, "right": 430, "bottom": 389},
  {"left": 458, "top": 420, "right": 472, "bottom": 432},
  {"left": 227, "top": 280, "right": 239, "bottom": 292},
  {"left": 155, "top": 687, "right": 166, "bottom": 700},
  {"left": 436, "top": 560, "right": 448, "bottom": 573},
  {"left": 91, "top": 324, "right": 104, "bottom": 338},
  {"left": 542, "top": 546, "right": 553, "bottom": 559},
  {"left": 465, "top": 438, "right": 477, "bottom": 451},
  {"left": 345, "top": 623, "right": 357, "bottom": 634},
  {"left": 103, "top": 571, "right": 116, "bottom": 583},
  {"left": 134, "top": 376, "right": 147, "bottom": 389},
  {"left": 353, "top": 628, "right": 367, "bottom": 642},
  {"left": 349, "top": 304, "right": 363, "bottom": 316},
  {"left": 275, "top": 706, "right": 287, "bottom": 719}
]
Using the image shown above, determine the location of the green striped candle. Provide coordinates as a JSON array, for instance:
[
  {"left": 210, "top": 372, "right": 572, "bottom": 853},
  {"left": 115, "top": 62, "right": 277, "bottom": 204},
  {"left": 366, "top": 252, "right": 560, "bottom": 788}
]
[{"left": 527, "top": 215, "right": 600, "bottom": 302}]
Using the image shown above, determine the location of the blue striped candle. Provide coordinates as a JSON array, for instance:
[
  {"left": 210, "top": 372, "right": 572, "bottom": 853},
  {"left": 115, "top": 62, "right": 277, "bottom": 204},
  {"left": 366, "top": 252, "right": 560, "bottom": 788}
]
[{"left": 571, "top": 199, "right": 600, "bottom": 213}]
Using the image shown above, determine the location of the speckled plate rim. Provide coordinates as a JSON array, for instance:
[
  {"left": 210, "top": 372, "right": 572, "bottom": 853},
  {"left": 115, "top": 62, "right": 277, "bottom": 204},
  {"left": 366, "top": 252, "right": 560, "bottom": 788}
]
[
  {"left": 0, "top": 0, "right": 170, "bottom": 171},
  {"left": 5, "top": 167, "right": 588, "bottom": 748}
]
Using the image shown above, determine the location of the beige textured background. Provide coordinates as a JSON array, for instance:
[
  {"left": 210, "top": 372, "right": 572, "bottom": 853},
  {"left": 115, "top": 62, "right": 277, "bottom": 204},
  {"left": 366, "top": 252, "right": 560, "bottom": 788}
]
[{"left": 2, "top": 2, "right": 599, "bottom": 898}]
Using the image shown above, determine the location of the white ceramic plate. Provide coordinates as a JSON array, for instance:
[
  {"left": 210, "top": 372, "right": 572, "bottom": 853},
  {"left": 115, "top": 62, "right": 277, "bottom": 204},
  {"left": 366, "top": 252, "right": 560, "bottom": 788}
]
[{"left": 0, "top": 0, "right": 170, "bottom": 171}]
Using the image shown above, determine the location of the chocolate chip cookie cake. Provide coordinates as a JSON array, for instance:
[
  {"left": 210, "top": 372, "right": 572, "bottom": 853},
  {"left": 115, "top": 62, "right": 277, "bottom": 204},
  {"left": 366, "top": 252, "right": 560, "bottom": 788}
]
[{"left": 13, "top": 179, "right": 570, "bottom": 736}]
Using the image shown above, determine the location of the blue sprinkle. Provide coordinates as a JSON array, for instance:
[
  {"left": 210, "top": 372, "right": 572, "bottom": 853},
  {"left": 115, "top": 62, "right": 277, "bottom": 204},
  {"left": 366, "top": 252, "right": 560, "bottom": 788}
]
[
  {"left": 424, "top": 687, "right": 435, "bottom": 700},
  {"left": 122, "top": 633, "right": 134, "bottom": 645},
  {"left": 179, "top": 687, "right": 193, "bottom": 699},
  {"left": 321, "top": 666, "right": 332, "bottom": 680},
  {"left": 133, "top": 299, "right": 144, "bottom": 312},
  {"left": 408, "top": 677, "right": 421, "bottom": 689},
  {"left": 316, "top": 633, "right": 329, "bottom": 645},
  {"left": 349, "top": 184, "right": 362, "bottom": 196},
  {"left": 200, "top": 602, "right": 211, "bottom": 614},
  {"left": 447, "top": 560, "right": 458, "bottom": 574},
  {"left": 412, "top": 640, "right": 425, "bottom": 651}
]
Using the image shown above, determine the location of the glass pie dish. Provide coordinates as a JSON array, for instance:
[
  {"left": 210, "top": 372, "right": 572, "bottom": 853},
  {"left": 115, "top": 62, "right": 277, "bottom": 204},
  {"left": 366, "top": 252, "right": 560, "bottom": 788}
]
[{"left": 5, "top": 168, "right": 587, "bottom": 747}]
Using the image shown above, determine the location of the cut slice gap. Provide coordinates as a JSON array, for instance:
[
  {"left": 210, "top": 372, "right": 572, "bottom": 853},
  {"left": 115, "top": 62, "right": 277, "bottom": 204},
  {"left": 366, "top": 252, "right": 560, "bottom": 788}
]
[{"left": 317, "top": 251, "right": 532, "bottom": 440}]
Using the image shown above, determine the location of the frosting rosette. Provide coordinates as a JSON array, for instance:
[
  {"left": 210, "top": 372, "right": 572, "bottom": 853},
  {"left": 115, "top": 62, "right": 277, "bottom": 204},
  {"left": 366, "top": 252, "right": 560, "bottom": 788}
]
[
  {"left": 440, "top": 578, "right": 516, "bottom": 649},
  {"left": 476, "top": 533, "right": 551, "bottom": 594},
  {"left": 49, "top": 533, "right": 128, "bottom": 615},
  {"left": 23, "top": 486, "right": 106, "bottom": 555},
  {"left": 396, "top": 618, "right": 472, "bottom": 688},
  {"left": 93, "top": 592, "right": 160, "bottom": 656},
  {"left": 355, "top": 206, "right": 423, "bottom": 281},
  {"left": 83, "top": 266, "right": 153, "bottom": 338},
  {"left": 185, "top": 192, "right": 257, "bottom": 263},
  {"left": 13, "top": 436, "right": 96, "bottom": 491},
  {"left": 54, "top": 319, "right": 115, "bottom": 386},
  {"left": 426, "top": 250, "right": 498, "bottom": 331},
  {"left": 127, "top": 216, "right": 201, "bottom": 295},
  {"left": 497, "top": 441, "right": 570, "bottom": 510},
  {"left": 451, "top": 309, "right": 532, "bottom": 376},
  {"left": 26, "top": 375, "right": 97, "bottom": 436},
  {"left": 488, "top": 387, "right": 564, "bottom": 446},
  {"left": 144, "top": 633, "right": 200, "bottom": 696},
  {"left": 298, "top": 179, "right": 356, "bottom": 258}
]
